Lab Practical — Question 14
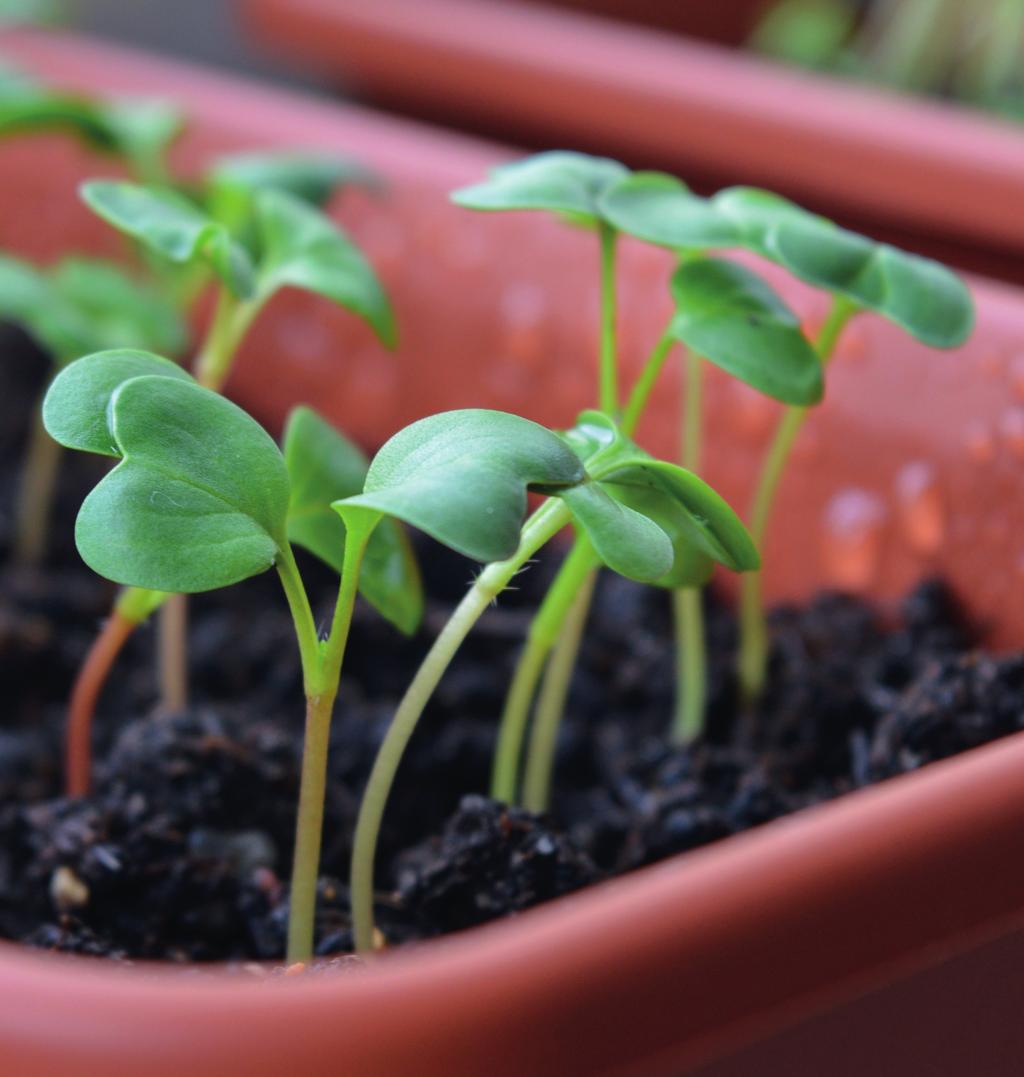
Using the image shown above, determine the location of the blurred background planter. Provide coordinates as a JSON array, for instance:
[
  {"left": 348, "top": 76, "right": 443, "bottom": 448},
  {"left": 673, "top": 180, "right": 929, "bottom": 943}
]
[
  {"left": 2, "top": 25, "right": 1024, "bottom": 1076},
  {"left": 241, "top": 0, "right": 1024, "bottom": 287}
]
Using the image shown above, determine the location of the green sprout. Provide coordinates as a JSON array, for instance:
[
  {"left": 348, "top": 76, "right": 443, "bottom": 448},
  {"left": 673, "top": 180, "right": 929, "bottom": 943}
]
[
  {"left": 43, "top": 353, "right": 421, "bottom": 964},
  {"left": 0, "top": 253, "right": 186, "bottom": 565},
  {"left": 452, "top": 151, "right": 971, "bottom": 789},
  {"left": 452, "top": 154, "right": 802, "bottom": 793},
  {"left": 596, "top": 173, "right": 974, "bottom": 706},
  {"left": 0, "top": 73, "right": 184, "bottom": 185},
  {"left": 57, "top": 178, "right": 395, "bottom": 797},
  {"left": 344, "top": 405, "right": 756, "bottom": 952}
]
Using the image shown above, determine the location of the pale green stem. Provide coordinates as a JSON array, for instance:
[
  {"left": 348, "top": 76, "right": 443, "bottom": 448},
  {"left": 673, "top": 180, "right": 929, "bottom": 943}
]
[
  {"left": 286, "top": 689, "right": 336, "bottom": 965},
  {"left": 12, "top": 403, "right": 63, "bottom": 567},
  {"left": 491, "top": 535, "right": 601, "bottom": 802},
  {"left": 598, "top": 222, "right": 619, "bottom": 414},
  {"left": 621, "top": 329, "right": 675, "bottom": 436},
  {"left": 275, "top": 545, "right": 321, "bottom": 688},
  {"left": 194, "top": 289, "right": 262, "bottom": 393},
  {"left": 351, "top": 500, "right": 571, "bottom": 953},
  {"left": 737, "top": 297, "right": 858, "bottom": 704},
  {"left": 284, "top": 518, "right": 374, "bottom": 964},
  {"left": 521, "top": 566, "right": 598, "bottom": 812},
  {"left": 672, "top": 588, "right": 707, "bottom": 744},
  {"left": 672, "top": 349, "right": 707, "bottom": 743},
  {"left": 495, "top": 323, "right": 680, "bottom": 799}
]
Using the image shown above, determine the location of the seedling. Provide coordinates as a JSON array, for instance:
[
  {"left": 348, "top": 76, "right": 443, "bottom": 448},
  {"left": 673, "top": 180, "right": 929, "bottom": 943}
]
[
  {"left": 60, "top": 178, "right": 395, "bottom": 795},
  {"left": 0, "top": 253, "right": 185, "bottom": 564},
  {"left": 342, "top": 405, "right": 757, "bottom": 951},
  {"left": 44, "top": 351, "right": 421, "bottom": 963},
  {"left": 452, "top": 154, "right": 806, "bottom": 795},
  {"left": 0, "top": 73, "right": 184, "bottom": 184},
  {"left": 596, "top": 173, "right": 974, "bottom": 704}
]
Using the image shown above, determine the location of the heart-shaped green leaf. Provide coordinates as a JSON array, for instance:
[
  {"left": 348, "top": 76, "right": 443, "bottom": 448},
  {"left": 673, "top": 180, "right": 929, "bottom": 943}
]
[
  {"left": 0, "top": 255, "right": 187, "bottom": 366},
  {"left": 767, "top": 217, "right": 974, "bottom": 347},
  {"left": 0, "top": 86, "right": 182, "bottom": 168},
  {"left": 208, "top": 150, "right": 372, "bottom": 211},
  {"left": 52, "top": 257, "right": 188, "bottom": 357},
  {"left": 334, "top": 409, "right": 584, "bottom": 563},
  {"left": 557, "top": 410, "right": 758, "bottom": 583},
  {"left": 451, "top": 151, "right": 629, "bottom": 226},
  {"left": 96, "top": 99, "right": 184, "bottom": 175},
  {"left": 600, "top": 457, "right": 760, "bottom": 574},
  {"left": 601, "top": 478, "right": 717, "bottom": 588},
  {"left": 556, "top": 482, "right": 673, "bottom": 582},
  {"left": 599, "top": 172, "right": 740, "bottom": 250},
  {"left": 43, "top": 349, "right": 194, "bottom": 457},
  {"left": 75, "top": 376, "right": 290, "bottom": 592},
  {"left": 0, "top": 254, "right": 94, "bottom": 362},
  {"left": 254, "top": 189, "right": 395, "bottom": 347},
  {"left": 0, "top": 88, "right": 118, "bottom": 148},
  {"left": 669, "top": 257, "right": 823, "bottom": 405},
  {"left": 283, "top": 406, "right": 423, "bottom": 635},
  {"left": 80, "top": 180, "right": 255, "bottom": 298},
  {"left": 711, "top": 186, "right": 816, "bottom": 256}
]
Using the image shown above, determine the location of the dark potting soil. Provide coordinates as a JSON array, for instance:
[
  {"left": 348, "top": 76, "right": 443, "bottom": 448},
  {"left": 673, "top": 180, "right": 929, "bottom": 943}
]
[{"left": 1, "top": 335, "right": 1023, "bottom": 964}]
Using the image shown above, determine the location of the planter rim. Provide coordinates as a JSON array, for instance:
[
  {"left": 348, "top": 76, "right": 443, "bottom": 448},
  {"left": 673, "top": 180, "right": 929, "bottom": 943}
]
[
  {"left": 242, "top": 0, "right": 1024, "bottom": 267},
  {"left": 2, "top": 28, "right": 1024, "bottom": 1074}
]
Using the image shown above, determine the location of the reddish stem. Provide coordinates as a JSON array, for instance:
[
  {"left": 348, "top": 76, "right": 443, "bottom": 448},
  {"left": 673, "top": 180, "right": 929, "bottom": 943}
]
[{"left": 65, "top": 611, "right": 137, "bottom": 798}]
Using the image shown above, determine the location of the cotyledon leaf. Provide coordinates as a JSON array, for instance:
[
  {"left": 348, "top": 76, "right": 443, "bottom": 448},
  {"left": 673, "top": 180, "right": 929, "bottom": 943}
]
[
  {"left": 73, "top": 375, "right": 289, "bottom": 593},
  {"left": 332, "top": 409, "right": 585, "bottom": 564},
  {"left": 283, "top": 405, "right": 423, "bottom": 635}
]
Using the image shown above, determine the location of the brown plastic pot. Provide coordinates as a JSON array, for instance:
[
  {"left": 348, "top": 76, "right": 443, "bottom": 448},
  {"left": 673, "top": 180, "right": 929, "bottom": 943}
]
[
  {"left": 2, "top": 27, "right": 1024, "bottom": 1076},
  {"left": 241, "top": 0, "right": 1024, "bottom": 285}
]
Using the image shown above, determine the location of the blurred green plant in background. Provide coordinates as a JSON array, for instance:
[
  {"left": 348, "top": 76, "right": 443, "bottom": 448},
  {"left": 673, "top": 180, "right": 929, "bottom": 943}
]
[{"left": 751, "top": 0, "right": 1024, "bottom": 119}]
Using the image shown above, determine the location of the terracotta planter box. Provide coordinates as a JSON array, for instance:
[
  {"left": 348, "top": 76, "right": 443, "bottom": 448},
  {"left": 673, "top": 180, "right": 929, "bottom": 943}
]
[
  {"left": 2, "top": 27, "right": 1024, "bottom": 1076},
  {"left": 241, "top": 0, "right": 1024, "bottom": 286}
]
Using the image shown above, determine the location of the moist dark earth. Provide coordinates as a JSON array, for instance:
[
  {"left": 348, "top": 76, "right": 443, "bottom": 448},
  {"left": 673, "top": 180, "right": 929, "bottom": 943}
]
[{"left": 2, "top": 332, "right": 1023, "bottom": 964}]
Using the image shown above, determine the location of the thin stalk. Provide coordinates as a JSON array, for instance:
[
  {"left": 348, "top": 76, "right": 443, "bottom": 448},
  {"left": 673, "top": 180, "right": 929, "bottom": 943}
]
[
  {"left": 621, "top": 328, "right": 675, "bottom": 436},
  {"left": 672, "top": 588, "right": 706, "bottom": 744},
  {"left": 490, "top": 535, "right": 601, "bottom": 802},
  {"left": 737, "top": 297, "right": 858, "bottom": 704},
  {"left": 194, "top": 290, "right": 260, "bottom": 393},
  {"left": 495, "top": 322, "right": 680, "bottom": 803},
  {"left": 672, "top": 350, "right": 707, "bottom": 743},
  {"left": 351, "top": 499, "right": 571, "bottom": 953},
  {"left": 285, "top": 518, "right": 373, "bottom": 964},
  {"left": 286, "top": 690, "right": 336, "bottom": 965},
  {"left": 65, "top": 586, "right": 165, "bottom": 797},
  {"left": 598, "top": 222, "right": 619, "bottom": 413},
  {"left": 521, "top": 567, "right": 598, "bottom": 812},
  {"left": 12, "top": 404, "right": 63, "bottom": 567},
  {"left": 275, "top": 545, "right": 321, "bottom": 687}
]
